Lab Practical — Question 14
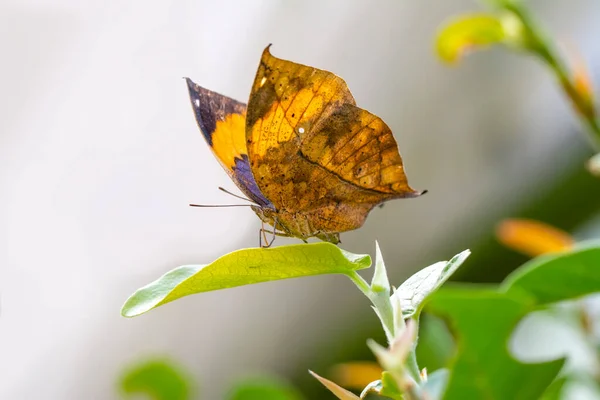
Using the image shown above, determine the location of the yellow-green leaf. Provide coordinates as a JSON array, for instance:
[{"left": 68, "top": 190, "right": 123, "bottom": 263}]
[
  {"left": 436, "top": 14, "right": 505, "bottom": 63},
  {"left": 122, "top": 243, "right": 371, "bottom": 317}
]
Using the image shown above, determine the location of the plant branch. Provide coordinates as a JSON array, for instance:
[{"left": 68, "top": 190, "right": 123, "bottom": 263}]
[
  {"left": 505, "top": 4, "right": 600, "bottom": 150},
  {"left": 347, "top": 271, "right": 396, "bottom": 342}
]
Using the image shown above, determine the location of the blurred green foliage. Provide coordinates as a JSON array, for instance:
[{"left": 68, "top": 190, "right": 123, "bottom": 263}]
[
  {"left": 226, "top": 377, "right": 304, "bottom": 400},
  {"left": 120, "top": 358, "right": 192, "bottom": 400}
]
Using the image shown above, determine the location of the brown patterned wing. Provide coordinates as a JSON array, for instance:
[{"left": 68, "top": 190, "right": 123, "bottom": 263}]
[{"left": 245, "top": 46, "right": 423, "bottom": 236}]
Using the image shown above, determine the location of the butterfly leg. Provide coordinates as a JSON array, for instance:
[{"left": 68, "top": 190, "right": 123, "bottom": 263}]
[
  {"left": 259, "top": 219, "right": 293, "bottom": 248},
  {"left": 267, "top": 218, "right": 279, "bottom": 248},
  {"left": 259, "top": 221, "right": 269, "bottom": 248},
  {"left": 259, "top": 223, "right": 283, "bottom": 248},
  {"left": 259, "top": 228, "right": 277, "bottom": 248},
  {"left": 260, "top": 228, "right": 292, "bottom": 237}
]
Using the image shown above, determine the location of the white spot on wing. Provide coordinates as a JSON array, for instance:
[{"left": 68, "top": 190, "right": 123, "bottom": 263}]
[
  {"left": 260, "top": 77, "right": 267, "bottom": 87},
  {"left": 194, "top": 99, "right": 200, "bottom": 107},
  {"left": 298, "top": 127, "right": 305, "bottom": 134}
]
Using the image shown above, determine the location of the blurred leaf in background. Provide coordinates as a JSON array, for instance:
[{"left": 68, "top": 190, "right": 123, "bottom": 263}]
[
  {"left": 329, "top": 362, "right": 383, "bottom": 391},
  {"left": 120, "top": 358, "right": 307, "bottom": 400},
  {"left": 226, "top": 376, "right": 304, "bottom": 400},
  {"left": 429, "top": 288, "right": 565, "bottom": 399},
  {"left": 414, "top": 314, "right": 454, "bottom": 374},
  {"left": 436, "top": 14, "right": 505, "bottom": 63},
  {"left": 120, "top": 358, "right": 193, "bottom": 400},
  {"left": 502, "top": 241, "right": 600, "bottom": 303},
  {"left": 496, "top": 219, "right": 574, "bottom": 258},
  {"left": 427, "top": 242, "right": 600, "bottom": 399}
]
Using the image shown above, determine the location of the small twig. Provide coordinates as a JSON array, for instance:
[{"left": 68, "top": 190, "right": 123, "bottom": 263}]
[{"left": 504, "top": 3, "right": 600, "bottom": 150}]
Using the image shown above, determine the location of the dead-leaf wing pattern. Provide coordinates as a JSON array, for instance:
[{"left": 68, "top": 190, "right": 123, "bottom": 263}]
[{"left": 245, "top": 46, "right": 422, "bottom": 220}]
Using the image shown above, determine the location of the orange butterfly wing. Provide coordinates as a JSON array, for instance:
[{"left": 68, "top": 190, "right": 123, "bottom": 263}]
[
  {"left": 185, "top": 78, "right": 274, "bottom": 208},
  {"left": 244, "top": 46, "right": 423, "bottom": 240}
]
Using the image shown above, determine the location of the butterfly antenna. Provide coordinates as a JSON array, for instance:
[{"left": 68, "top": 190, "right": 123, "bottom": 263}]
[
  {"left": 189, "top": 204, "right": 254, "bottom": 208},
  {"left": 218, "top": 187, "right": 258, "bottom": 204}
]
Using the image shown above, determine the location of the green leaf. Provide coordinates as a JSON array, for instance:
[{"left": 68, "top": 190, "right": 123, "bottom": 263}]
[
  {"left": 395, "top": 250, "right": 470, "bottom": 319},
  {"left": 540, "top": 377, "right": 568, "bottom": 400},
  {"left": 415, "top": 314, "right": 454, "bottom": 373},
  {"left": 436, "top": 14, "right": 505, "bottom": 63},
  {"left": 427, "top": 288, "right": 564, "bottom": 400},
  {"left": 122, "top": 243, "right": 371, "bottom": 317},
  {"left": 378, "top": 372, "right": 403, "bottom": 400},
  {"left": 502, "top": 241, "right": 600, "bottom": 305},
  {"left": 227, "top": 376, "right": 304, "bottom": 400},
  {"left": 120, "top": 358, "right": 192, "bottom": 400},
  {"left": 421, "top": 369, "right": 448, "bottom": 400}
]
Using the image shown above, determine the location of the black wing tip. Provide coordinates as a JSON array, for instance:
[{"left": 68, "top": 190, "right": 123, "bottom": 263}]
[
  {"left": 403, "top": 188, "right": 428, "bottom": 199},
  {"left": 184, "top": 76, "right": 198, "bottom": 92},
  {"left": 183, "top": 77, "right": 215, "bottom": 144},
  {"left": 263, "top": 43, "right": 274, "bottom": 58}
]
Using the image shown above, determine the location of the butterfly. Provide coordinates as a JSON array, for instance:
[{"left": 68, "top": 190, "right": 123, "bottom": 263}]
[{"left": 185, "top": 45, "right": 424, "bottom": 246}]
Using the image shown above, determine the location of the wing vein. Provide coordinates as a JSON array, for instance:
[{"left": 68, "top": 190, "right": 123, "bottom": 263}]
[{"left": 324, "top": 113, "right": 379, "bottom": 168}]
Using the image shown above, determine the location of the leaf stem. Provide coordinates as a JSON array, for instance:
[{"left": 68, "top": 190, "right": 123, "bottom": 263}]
[
  {"left": 346, "top": 270, "right": 371, "bottom": 297},
  {"left": 405, "top": 350, "right": 422, "bottom": 385},
  {"left": 347, "top": 271, "right": 396, "bottom": 342}
]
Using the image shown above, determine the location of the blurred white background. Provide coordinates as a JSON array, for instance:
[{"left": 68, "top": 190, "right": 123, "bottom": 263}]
[{"left": 1, "top": 0, "right": 599, "bottom": 398}]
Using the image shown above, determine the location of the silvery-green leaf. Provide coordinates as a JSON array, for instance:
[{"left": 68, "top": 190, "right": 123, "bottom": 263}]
[
  {"left": 359, "top": 380, "right": 382, "bottom": 399},
  {"left": 394, "top": 250, "right": 471, "bottom": 318},
  {"left": 422, "top": 369, "right": 449, "bottom": 400},
  {"left": 371, "top": 241, "right": 391, "bottom": 293}
]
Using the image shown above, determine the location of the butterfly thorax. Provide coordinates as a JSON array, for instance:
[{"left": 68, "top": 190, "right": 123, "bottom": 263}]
[{"left": 252, "top": 205, "right": 341, "bottom": 244}]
